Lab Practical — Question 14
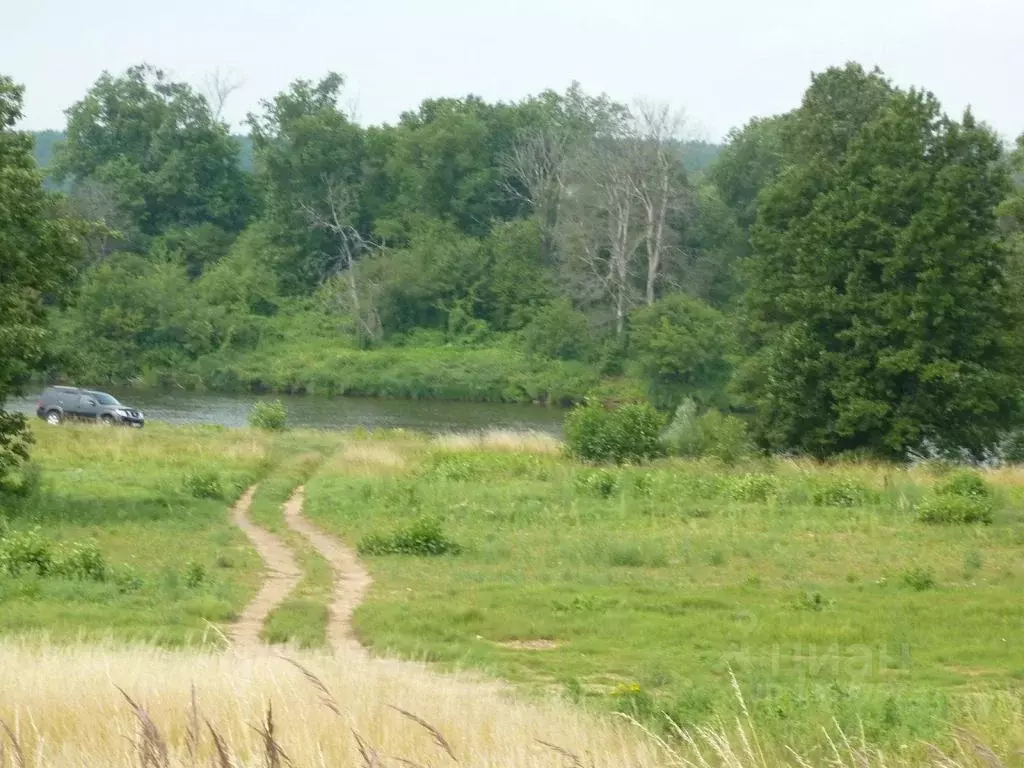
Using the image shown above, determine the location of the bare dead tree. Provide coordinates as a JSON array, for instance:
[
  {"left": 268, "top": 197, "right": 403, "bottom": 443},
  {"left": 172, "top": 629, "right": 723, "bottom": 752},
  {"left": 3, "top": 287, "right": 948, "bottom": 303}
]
[
  {"left": 301, "top": 177, "right": 384, "bottom": 345},
  {"left": 559, "top": 134, "right": 647, "bottom": 336},
  {"left": 630, "top": 100, "right": 688, "bottom": 305},
  {"left": 202, "top": 69, "right": 245, "bottom": 122},
  {"left": 502, "top": 125, "right": 574, "bottom": 263}
]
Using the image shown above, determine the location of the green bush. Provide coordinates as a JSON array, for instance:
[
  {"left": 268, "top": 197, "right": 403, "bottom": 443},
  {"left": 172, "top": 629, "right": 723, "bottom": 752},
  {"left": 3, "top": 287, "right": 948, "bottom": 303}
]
[
  {"left": 564, "top": 401, "right": 664, "bottom": 465},
  {"left": 812, "top": 478, "right": 876, "bottom": 507},
  {"left": 575, "top": 469, "right": 618, "bottom": 498},
  {"left": 0, "top": 529, "right": 107, "bottom": 581},
  {"left": 184, "top": 470, "right": 223, "bottom": 500},
  {"left": 902, "top": 566, "right": 937, "bottom": 591},
  {"left": 358, "top": 517, "right": 462, "bottom": 557},
  {"left": 523, "top": 298, "right": 595, "bottom": 361},
  {"left": 184, "top": 559, "right": 206, "bottom": 588},
  {"left": 729, "top": 473, "right": 778, "bottom": 503},
  {"left": 250, "top": 399, "right": 287, "bottom": 430},
  {"left": 662, "top": 400, "right": 751, "bottom": 464},
  {"left": 936, "top": 470, "right": 989, "bottom": 499},
  {"left": 917, "top": 494, "right": 994, "bottom": 525}
]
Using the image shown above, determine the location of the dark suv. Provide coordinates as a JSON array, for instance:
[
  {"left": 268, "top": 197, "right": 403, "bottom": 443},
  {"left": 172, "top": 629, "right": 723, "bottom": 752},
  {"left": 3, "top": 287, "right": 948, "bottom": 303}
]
[{"left": 36, "top": 386, "right": 145, "bottom": 428}]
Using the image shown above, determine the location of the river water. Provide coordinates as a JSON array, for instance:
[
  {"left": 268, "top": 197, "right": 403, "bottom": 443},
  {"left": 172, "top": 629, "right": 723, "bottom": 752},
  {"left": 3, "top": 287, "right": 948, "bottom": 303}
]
[{"left": 5, "top": 389, "right": 565, "bottom": 435}]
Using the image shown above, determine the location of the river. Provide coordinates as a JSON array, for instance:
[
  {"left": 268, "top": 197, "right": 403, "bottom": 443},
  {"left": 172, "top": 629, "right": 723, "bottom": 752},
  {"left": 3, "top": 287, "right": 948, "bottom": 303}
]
[{"left": 5, "top": 389, "right": 565, "bottom": 435}]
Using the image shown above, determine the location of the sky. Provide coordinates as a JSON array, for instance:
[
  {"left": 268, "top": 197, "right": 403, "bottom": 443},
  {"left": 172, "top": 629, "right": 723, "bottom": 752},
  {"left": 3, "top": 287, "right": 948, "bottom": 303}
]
[{"left": 5, "top": 0, "right": 1023, "bottom": 142}]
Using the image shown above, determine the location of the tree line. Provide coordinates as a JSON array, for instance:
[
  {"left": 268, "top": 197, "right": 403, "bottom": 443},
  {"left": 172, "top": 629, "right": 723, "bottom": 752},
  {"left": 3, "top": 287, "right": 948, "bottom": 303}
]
[{"left": 2, "top": 61, "right": 1023, "bottom": 464}]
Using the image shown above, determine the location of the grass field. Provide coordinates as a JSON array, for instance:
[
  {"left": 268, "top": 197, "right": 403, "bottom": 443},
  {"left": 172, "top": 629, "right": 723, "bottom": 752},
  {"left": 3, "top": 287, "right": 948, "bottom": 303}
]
[
  {"left": 4, "top": 422, "right": 1024, "bottom": 764},
  {"left": 0, "top": 422, "right": 333, "bottom": 645},
  {"left": 300, "top": 433, "right": 1024, "bottom": 759}
]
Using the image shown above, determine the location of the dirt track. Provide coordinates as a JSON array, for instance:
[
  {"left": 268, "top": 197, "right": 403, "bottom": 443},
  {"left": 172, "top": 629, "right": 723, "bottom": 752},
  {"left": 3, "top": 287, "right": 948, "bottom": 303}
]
[{"left": 229, "top": 485, "right": 371, "bottom": 654}]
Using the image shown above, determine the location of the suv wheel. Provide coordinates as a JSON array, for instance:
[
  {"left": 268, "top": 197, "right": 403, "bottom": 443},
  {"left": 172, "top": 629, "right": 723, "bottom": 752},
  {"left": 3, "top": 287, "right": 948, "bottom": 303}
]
[
  {"left": 45, "top": 410, "right": 62, "bottom": 425},
  {"left": 100, "top": 414, "right": 115, "bottom": 426}
]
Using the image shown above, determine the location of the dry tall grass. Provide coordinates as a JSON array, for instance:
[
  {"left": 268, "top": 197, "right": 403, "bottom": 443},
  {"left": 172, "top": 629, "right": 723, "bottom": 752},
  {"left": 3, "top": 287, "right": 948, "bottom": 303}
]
[
  {"left": 0, "top": 641, "right": 659, "bottom": 768},
  {"left": 433, "top": 430, "right": 562, "bottom": 455},
  {"left": 0, "top": 642, "right": 1016, "bottom": 767}
]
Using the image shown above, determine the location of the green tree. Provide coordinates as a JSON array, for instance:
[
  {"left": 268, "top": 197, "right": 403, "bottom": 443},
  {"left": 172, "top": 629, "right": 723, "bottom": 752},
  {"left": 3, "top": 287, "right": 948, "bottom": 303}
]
[
  {"left": 248, "top": 73, "right": 366, "bottom": 291},
  {"left": 629, "top": 294, "right": 733, "bottom": 409},
  {"left": 743, "top": 64, "right": 1018, "bottom": 458},
  {"left": 0, "top": 76, "right": 82, "bottom": 479},
  {"left": 54, "top": 65, "right": 252, "bottom": 246},
  {"left": 523, "top": 298, "right": 595, "bottom": 361}
]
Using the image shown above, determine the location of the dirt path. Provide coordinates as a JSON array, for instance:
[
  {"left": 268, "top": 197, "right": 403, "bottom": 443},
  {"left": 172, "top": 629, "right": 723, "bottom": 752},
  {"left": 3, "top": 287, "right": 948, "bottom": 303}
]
[
  {"left": 228, "top": 486, "right": 302, "bottom": 649},
  {"left": 283, "top": 486, "right": 372, "bottom": 655}
]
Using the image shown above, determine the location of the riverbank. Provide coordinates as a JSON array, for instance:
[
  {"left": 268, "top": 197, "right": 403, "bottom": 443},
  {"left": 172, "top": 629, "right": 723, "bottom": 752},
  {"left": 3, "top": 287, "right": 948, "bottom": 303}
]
[{"left": 107, "top": 335, "right": 608, "bottom": 405}]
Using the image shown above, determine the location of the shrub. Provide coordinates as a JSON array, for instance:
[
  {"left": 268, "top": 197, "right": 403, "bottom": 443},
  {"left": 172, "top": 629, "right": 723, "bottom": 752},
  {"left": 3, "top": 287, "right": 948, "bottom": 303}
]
[
  {"left": 358, "top": 517, "right": 462, "bottom": 556},
  {"left": 575, "top": 469, "right": 618, "bottom": 498},
  {"left": 0, "top": 529, "right": 107, "bottom": 581},
  {"left": 917, "top": 494, "right": 994, "bottom": 525},
  {"left": 728, "top": 473, "right": 778, "bottom": 503},
  {"left": 250, "top": 400, "right": 287, "bottom": 430},
  {"left": 936, "top": 470, "right": 989, "bottom": 499},
  {"left": 902, "top": 566, "right": 937, "bottom": 591},
  {"left": 523, "top": 298, "right": 595, "bottom": 361},
  {"left": 662, "top": 400, "right": 751, "bottom": 464},
  {"left": 184, "top": 559, "right": 206, "bottom": 588},
  {"left": 184, "top": 470, "right": 223, "bottom": 500},
  {"left": 607, "top": 543, "right": 667, "bottom": 568},
  {"left": 0, "top": 528, "right": 53, "bottom": 576},
  {"left": 53, "top": 541, "right": 108, "bottom": 581},
  {"left": 564, "top": 401, "right": 664, "bottom": 465},
  {"left": 812, "top": 478, "right": 875, "bottom": 507}
]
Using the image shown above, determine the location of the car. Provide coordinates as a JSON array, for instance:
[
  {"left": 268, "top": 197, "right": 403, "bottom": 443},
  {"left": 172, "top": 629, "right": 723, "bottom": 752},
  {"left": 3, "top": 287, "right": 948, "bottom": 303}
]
[{"left": 36, "top": 386, "right": 145, "bottom": 428}]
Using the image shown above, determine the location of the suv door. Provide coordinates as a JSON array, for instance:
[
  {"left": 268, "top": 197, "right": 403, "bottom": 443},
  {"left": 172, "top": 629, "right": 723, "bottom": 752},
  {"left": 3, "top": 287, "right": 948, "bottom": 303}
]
[{"left": 75, "top": 394, "right": 100, "bottom": 421}]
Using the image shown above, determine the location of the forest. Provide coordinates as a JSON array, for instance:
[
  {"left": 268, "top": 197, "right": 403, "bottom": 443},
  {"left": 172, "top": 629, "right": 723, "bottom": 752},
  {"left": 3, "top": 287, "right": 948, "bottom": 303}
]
[{"left": 4, "top": 61, "right": 1024, "bottom": 459}]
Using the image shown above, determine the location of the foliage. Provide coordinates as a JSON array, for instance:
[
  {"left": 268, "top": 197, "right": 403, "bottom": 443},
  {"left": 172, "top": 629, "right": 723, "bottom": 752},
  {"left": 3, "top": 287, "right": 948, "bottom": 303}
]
[
  {"left": 54, "top": 65, "right": 252, "bottom": 242},
  {"left": 917, "top": 495, "right": 994, "bottom": 525},
  {"left": 0, "top": 528, "right": 107, "bottom": 581},
  {"left": 564, "top": 401, "right": 664, "bottom": 464},
  {"left": 935, "top": 470, "right": 989, "bottom": 500},
  {"left": 574, "top": 469, "right": 618, "bottom": 498},
  {"left": 184, "top": 470, "right": 223, "bottom": 499},
  {"left": 661, "top": 399, "right": 752, "bottom": 463},
  {"left": 250, "top": 400, "right": 287, "bottom": 431},
  {"left": 358, "top": 517, "right": 462, "bottom": 556},
  {"left": 523, "top": 298, "right": 595, "bottom": 361},
  {"left": 0, "top": 75, "right": 82, "bottom": 484},
  {"left": 742, "top": 64, "right": 1020, "bottom": 459},
  {"left": 629, "top": 294, "right": 733, "bottom": 409},
  {"left": 902, "top": 566, "right": 937, "bottom": 591}
]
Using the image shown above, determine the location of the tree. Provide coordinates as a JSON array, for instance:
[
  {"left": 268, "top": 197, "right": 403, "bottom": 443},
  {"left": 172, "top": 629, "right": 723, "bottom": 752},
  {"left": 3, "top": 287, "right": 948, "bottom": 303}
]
[
  {"left": 629, "top": 294, "right": 733, "bottom": 409},
  {"left": 0, "top": 76, "right": 82, "bottom": 480},
  {"left": 743, "top": 64, "right": 1019, "bottom": 458},
  {"left": 54, "top": 65, "right": 252, "bottom": 245},
  {"left": 248, "top": 73, "right": 366, "bottom": 291}
]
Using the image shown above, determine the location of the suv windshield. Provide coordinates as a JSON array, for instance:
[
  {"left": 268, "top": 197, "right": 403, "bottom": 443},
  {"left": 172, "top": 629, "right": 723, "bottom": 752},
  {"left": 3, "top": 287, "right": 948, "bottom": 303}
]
[{"left": 91, "top": 392, "right": 120, "bottom": 406}]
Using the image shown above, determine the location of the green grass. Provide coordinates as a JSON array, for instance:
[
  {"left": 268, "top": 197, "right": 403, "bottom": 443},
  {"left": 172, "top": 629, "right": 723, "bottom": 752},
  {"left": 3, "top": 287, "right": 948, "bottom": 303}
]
[
  {"left": 0, "top": 422, "right": 283, "bottom": 645},
  {"left": 302, "top": 444, "right": 1024, "bottom": 753}
]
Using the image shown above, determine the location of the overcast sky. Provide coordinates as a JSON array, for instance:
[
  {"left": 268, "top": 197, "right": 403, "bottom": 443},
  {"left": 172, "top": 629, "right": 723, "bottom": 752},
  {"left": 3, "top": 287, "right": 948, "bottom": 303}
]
[{"left": 5, "top": 0, "right": 1022, "bottom": 142}]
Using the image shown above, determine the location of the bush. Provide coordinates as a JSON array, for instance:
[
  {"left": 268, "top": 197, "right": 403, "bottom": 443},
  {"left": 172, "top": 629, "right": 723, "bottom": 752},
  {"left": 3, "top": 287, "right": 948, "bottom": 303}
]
[
  {"left": 936, "top": 470, "right": 990, "bottom": 499},
  {"left": 53, "top": 541, "right": 108, "bottom": 581},
  {"left": 662, "top": 400, "right": 751, "bottom": 464},
  {"left": 564, "top": 401, "right": 664, "bottom": 465},
  {"left": 917, "top": 494, "right": 994, "bottom": 525},
  {"left": 902, "top": 566, "right": 937, "bottom": 591},
  {"left": 728, "top": 473, "right": 778, "bottom": 503},
  {"left": 812, "top": 478, "right": 875, "bottom": 507},
  {"left": 0, "top": 529, "right": 107, "bottom": 581},
  {"left": 184, "top": 559, "right": 206, "bottom": 588},
  {"left": 358, "top": 517, "right": 462, "bottom": 556},
  {"left": 575, "top": 469, "right": 618, "bottom": 498},
  {"left": 523, "top": 299, "right": 595, "bottom": 361},
  {"left": 184, "top": 470, "right": 223, "bottom": 500},
  {"left": 250, "top": 400, "right": 287, "bottom": 430}
]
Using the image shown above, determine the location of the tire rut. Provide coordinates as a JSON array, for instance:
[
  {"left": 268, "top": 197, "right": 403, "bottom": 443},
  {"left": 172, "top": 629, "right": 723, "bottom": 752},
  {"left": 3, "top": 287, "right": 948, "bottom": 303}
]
[
  {"left": 228, "top": 486, "right": 302, "bottom": 649},
  {"left": 283, "top": 486, "right": 372, "bottom": 655}
]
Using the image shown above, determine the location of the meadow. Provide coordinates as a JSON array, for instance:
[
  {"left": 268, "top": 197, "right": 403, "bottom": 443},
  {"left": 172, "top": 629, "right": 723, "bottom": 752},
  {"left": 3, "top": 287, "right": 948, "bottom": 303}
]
[
  {"left": 2, "top": 422, "right": 1024, "bottom": 765},
  {"left": 300, "top": 433, "right": 1024, "bottom": 759}
]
